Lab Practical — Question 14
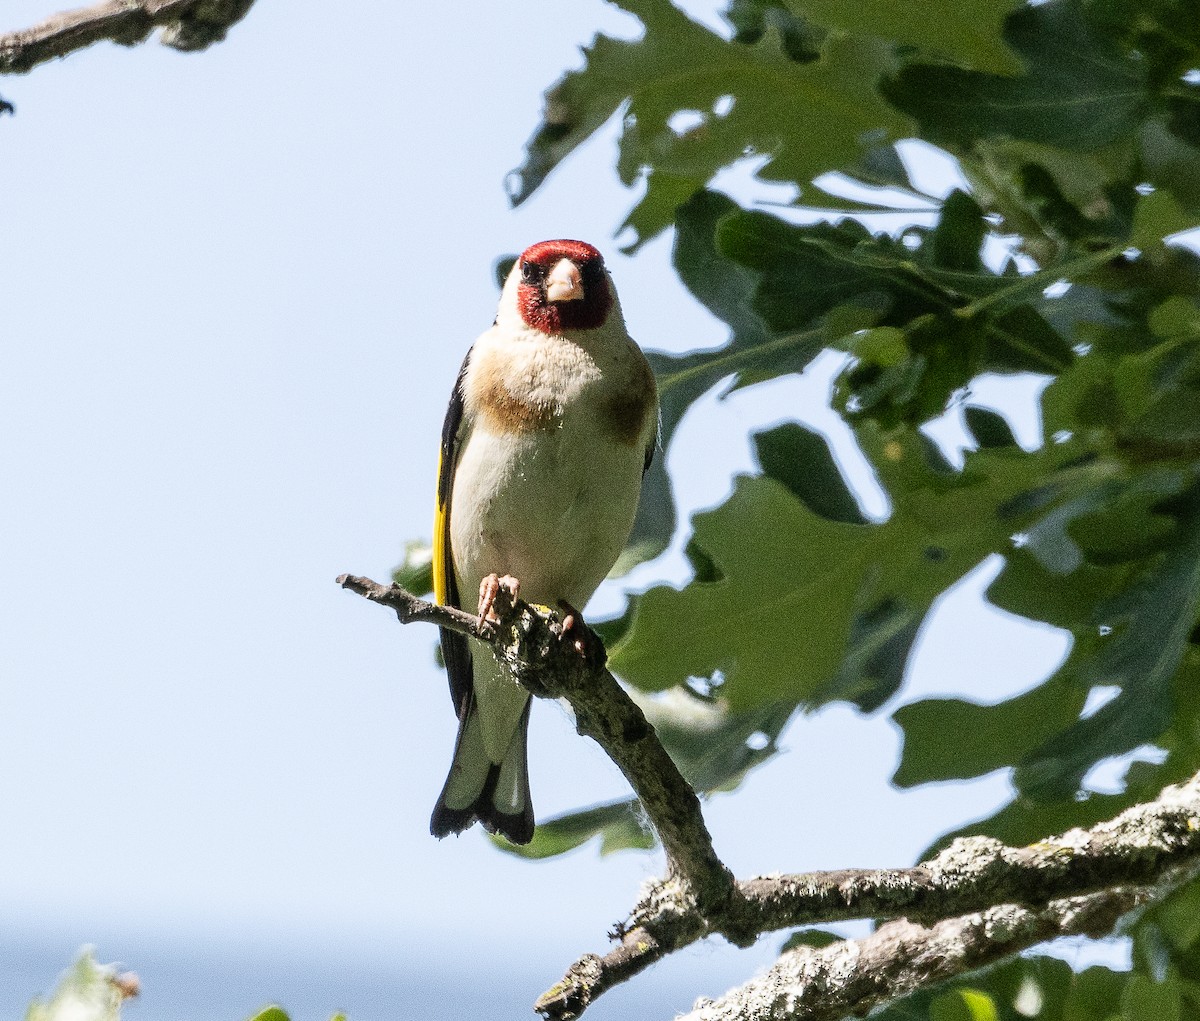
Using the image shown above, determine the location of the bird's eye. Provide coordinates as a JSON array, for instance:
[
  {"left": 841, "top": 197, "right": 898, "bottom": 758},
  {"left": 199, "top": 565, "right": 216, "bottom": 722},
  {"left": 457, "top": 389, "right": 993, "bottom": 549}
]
[{"left": 521, "top": 261, "right": 544, "bottom": 284}]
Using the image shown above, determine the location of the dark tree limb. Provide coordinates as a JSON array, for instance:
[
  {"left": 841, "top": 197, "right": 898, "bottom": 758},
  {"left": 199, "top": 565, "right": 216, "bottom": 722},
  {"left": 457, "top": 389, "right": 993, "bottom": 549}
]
[
  {"left": 0, "top": 0, "right": 257, "bottom": 75},
  {"left": 339, "top": 575, "right": 1200, "bottom": 1020}
]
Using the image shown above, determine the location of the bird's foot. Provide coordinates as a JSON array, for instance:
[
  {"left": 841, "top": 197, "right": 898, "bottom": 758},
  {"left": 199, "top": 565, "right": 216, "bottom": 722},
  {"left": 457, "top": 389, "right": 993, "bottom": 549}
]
[
  {"left": 478, "top": 573, "right": 520, "bottom": 629},
  {"left": 557, "top": 600, "right": 607, "bottom": 667}
]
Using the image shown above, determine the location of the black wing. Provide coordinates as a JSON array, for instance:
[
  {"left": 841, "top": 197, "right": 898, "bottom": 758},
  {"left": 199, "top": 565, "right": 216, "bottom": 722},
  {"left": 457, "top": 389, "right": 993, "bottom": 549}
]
[{"left": 435, "top": 350, "right": 473, "bottom": 714}]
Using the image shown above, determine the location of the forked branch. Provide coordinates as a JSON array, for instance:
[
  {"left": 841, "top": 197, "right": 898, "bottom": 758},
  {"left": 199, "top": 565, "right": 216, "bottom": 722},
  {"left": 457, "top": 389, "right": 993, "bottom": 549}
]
[
  {"left": 336, "top": 574, "right": 738, "bottom": 920},
  {"left": 339, "top": 574, "right": 1200, "bottom": 1020}
]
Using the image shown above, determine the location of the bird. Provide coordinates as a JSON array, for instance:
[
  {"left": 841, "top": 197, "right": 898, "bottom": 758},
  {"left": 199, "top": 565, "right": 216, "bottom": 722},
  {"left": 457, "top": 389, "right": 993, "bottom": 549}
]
[{"left": 429, "top": 239, "right": 658, "bottom": 845}]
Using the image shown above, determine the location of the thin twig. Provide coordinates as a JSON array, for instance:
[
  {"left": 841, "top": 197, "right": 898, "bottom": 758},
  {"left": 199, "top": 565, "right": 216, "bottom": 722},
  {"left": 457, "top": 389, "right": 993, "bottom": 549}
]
[{"left": 336, "top": 574, "right": 489, "bottom": 639}]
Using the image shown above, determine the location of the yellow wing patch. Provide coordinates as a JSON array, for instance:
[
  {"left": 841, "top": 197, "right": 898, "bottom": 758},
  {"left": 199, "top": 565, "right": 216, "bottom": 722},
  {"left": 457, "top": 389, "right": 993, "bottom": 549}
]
[{"left": 433, "top": 448, "right": 449, "bottom": 606}]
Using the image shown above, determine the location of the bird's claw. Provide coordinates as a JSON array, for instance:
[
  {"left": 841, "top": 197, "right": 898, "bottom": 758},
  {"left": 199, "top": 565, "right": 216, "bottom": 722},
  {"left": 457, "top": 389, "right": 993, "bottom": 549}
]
[
  {"left": 478, "top": 573, "right": 520, "bottom": 631},
  {"left": 557, "top": 600, "right": 606, "bottom": 667}
]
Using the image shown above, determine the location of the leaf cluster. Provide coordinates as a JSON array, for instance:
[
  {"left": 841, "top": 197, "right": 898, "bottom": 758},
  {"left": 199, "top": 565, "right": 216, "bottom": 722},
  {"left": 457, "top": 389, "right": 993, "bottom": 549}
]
[{"left": 484, "top": 0, "right": 1200, "bottom": 1009}]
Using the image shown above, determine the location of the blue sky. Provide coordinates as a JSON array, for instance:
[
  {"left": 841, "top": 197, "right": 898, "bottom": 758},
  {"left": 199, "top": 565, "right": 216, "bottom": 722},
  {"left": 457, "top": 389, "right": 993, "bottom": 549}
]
[{"left": 0, "top": 2, "right": 1125, "bottom": 1018}]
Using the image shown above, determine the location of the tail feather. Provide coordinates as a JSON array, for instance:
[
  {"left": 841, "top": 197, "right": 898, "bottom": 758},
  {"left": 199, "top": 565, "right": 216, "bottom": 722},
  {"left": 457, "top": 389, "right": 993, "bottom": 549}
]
[{"left": 431, "top": 696, "right": 534, "bottom": 845}]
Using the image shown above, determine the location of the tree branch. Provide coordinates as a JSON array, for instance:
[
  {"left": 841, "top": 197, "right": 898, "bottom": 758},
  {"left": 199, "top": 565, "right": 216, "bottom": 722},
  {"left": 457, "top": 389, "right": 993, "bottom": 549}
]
[
  {"left": 0, "top": 0, "right": 257, "bottom": 75},
  {"left": 679, "top": 887, "right": 1149, "bottom": 1021},
  {"left": 336, "top": 575, "right": 739, "bottom": 918},
  {"left": 339, "top": 575, "right": 1200, "bottom": 1020},
  {"left": 538, "top": 769, "right": 1200, "bottom": 1018}
]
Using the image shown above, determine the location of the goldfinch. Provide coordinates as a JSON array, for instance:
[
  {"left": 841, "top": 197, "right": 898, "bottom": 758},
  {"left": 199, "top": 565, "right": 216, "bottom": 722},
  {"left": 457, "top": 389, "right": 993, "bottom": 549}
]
[{"left": 430, "top": 240, "right": 658, "bottom": 844}]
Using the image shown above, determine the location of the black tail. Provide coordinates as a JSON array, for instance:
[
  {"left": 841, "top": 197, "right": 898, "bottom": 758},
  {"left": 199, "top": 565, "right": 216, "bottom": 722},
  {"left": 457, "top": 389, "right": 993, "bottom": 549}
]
[{"left": 430, "top": 697, "right": 534, "bottom": 845}]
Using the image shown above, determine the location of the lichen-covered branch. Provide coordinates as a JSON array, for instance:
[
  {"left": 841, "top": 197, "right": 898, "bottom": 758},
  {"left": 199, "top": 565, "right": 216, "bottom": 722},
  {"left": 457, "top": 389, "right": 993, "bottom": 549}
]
[
  {"left": 540, "top": 770, "right": 1200, "bottom": 1018},
  {"left": 0, "top": 0, "right": 257, "bottom": 75},
  {"left": 738, "top": 771, "right": 1200, "bottom": 932},
  {"left": 337, "top": 575, "right": 738, "bottom": 917},
  {"left": 680, "top": 888, "right": 1147, "bottom": 1021},
  {"left": 339, "top": 574, "right": 1200, "bottom": 1021}
]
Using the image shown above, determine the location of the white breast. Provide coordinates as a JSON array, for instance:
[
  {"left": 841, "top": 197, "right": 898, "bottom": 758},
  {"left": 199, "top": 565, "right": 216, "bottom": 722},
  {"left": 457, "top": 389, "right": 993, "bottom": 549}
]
[{"left": 449, "top": 328, "right": 653, "bottom": 609}]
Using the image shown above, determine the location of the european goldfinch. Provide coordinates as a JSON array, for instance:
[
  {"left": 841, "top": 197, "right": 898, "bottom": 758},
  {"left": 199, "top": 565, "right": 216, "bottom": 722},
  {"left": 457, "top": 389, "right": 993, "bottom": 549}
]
[{"left": 430, "top": 240, "right": 658, "bottom": 845}]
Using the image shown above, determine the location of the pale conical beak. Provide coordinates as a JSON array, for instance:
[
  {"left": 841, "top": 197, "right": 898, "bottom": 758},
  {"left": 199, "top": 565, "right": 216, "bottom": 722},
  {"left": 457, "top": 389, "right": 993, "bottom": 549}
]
[{"left": 545, "top": 258, "right": 584, "bottom": 302}]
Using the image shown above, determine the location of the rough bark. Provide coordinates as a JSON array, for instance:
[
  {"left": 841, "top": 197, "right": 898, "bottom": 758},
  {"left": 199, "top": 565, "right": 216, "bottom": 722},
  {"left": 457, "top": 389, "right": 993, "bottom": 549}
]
[
  {"left": 680, "top": 888, "right": 1148, "bottom": 1021},
  {"left": 338, "top": 575, "right": 1200, "bottom": 1020},
  {"left": 336, "top": 574, "right": 738, "bottom": 919}
]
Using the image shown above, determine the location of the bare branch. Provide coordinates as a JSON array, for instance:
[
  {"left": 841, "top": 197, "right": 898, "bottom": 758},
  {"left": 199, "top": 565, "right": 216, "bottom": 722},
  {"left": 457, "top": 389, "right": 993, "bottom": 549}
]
[
  {"left": 737, "top": 771, "right": 1200, "bottom": 931},
  {"left": 680, "top": 888, "right": 1148, "bottom": 1021},
  {"left": 0, "top": 0, "right": 257, "bottom": 75},
  {"left": 337, "top": 575, "right": 739, "bottom": 915},
  {"left": 537, "top": 761, "right": 1200, "bottom": 1018},
  {"left": 341, "top": 574, "right": 1200, "bottom": 1020},
  {"left": 336, "top": 573, "right": 489, "bottom": 640}
]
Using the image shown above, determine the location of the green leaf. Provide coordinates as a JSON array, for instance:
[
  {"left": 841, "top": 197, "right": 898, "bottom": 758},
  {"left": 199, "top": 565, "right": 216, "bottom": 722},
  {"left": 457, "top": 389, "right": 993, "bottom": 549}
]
[
  {"left": 964, "top": 406, "right": 1019, "bottom": 449},
  {"left": 930, "top": 190, "right": 987, "bottom": 273},
  {"left": 246, "top": 1010, "right": 291, "bottom": 1021},
  {"left": 893, "top": 676, "right": 1086, "bottom": 787},
  {"left": 609, "top": 475, "right": 867, "bottom": 708},
  {"left": 848, "top": 327, "right": 909, "bottom": 370},
  {"left": 1015, "top": 501, "right": 1200, "bottom": 799},
  {"left": 825, "top": 599, "right": 921, "bottom": 713},
  {"left": 621, "top": 189, "right": 829, "bottom": 571},
  {"left": 1152, "top": 880, "right": 1200, "bottom": 955},
  {"left": 1148, "top": 296, "right": 1200, "bottom": 339},
  {"left": 510, "top": 0, "right": 910, "bottom": 233},
  {"left": 753, "top": 422, "right": 867, "bottom": 524},
  {"left": 616, "top": 172, "right": 705, "bottom": 252},
  {"left": 610, "top": 430, "right": 1051, "bottom": 710},
  {"left": 634, "top": 686, "right": 796, "bottom": 792},
  {"left": 784, "top": 0, "right": 1024, "bottom": 75},
  {"left": 986, "top": 304, "right": 1076, "bottom": 374},
  {"left": 715, "top": 211, "right": 934, "bottom": 335},
  {"left": 968, "top": 136, "right": 1136, "bottom": 251},
  {"left": 867, "top": 986, "right": 939, "bottom": 1021},
  {"left": 1143, "top": 118, "right": 1200, "bottom": 215},
  {"left": 1131, "top": 190, "right": 1198, "bottom": 260},
  {"left": 1064, "top": 966, "right": 1131, "bottom": 1021},
  {"left": 392, "top": 539, "right": 433, "bottom": 597},
  {"left": 726, "top": 0, "right": 824, "bottom": 60},
  {"left": 1065, "top": 481, "right": 1183, "bottom": 565},
  {"left": 714, "top": 200, "right": 1073, "bottom": 427},
  {"left": 614, "top": 450, "right": 675, "bottom": 576},
  {"left": 882, "top": 0, "right": 1149, "bottom": 152},
  {"left": 930, "top": 988, "right": 999, "bottom": 1021},
  {"left": 493, "top": 254, "right": 517, "bottom": 291},
  {"left": 492, "top": 799, "right": 653, "bottom": 860},
  {"left": 870, "top": 955, "right": 1076, "bottom": 1021},
  {"left": 1122, "top": 975, "right": 1182, "bottom": 1021}
]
